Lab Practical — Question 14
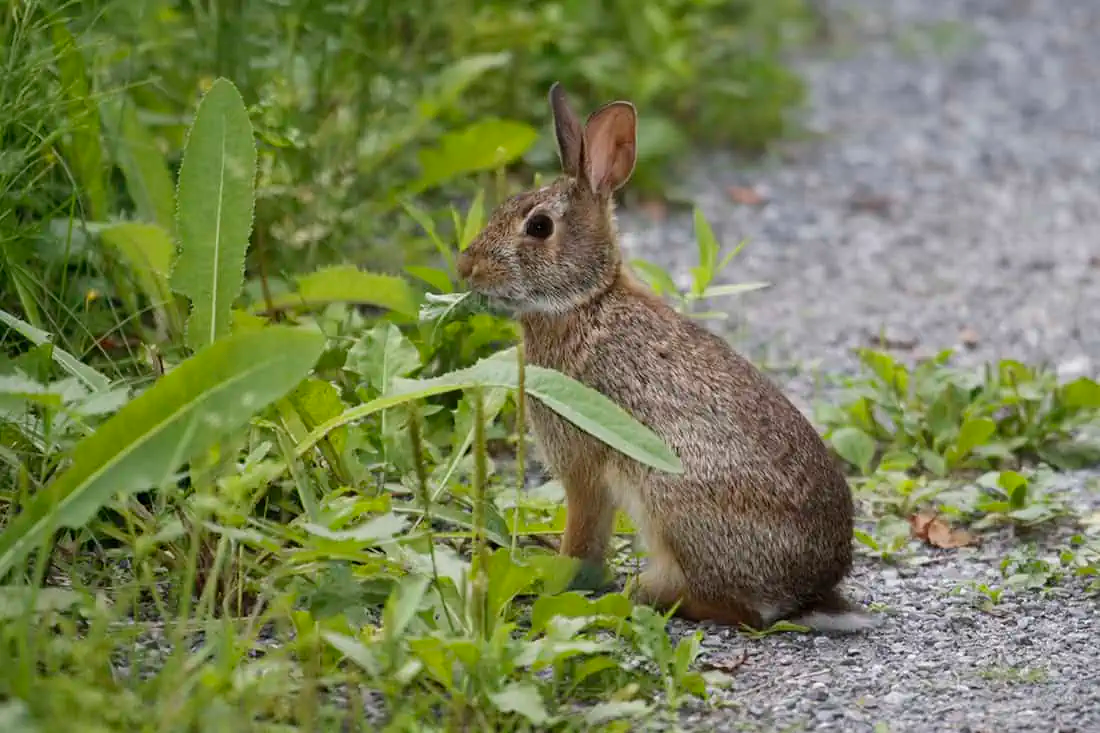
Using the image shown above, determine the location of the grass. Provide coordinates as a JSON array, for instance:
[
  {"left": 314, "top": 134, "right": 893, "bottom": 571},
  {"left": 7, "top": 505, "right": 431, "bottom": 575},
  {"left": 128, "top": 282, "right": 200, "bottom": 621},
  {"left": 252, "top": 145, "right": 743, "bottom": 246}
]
[{"left": 1, "top": 1, "right": 1100, "bottom": 731}]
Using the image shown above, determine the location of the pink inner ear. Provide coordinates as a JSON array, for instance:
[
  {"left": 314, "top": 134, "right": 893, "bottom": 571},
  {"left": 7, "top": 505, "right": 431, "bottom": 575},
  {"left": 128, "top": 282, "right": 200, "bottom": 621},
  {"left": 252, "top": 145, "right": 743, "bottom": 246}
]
[{"left": 584, "top": 104, "right": 637, "bottom": 194}]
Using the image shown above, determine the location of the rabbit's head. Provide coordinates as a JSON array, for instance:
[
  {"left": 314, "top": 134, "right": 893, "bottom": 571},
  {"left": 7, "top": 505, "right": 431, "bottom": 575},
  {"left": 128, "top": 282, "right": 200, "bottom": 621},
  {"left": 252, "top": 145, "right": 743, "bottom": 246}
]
[{"left": 458, "top": 83, "right": 637, "bottom": 315}]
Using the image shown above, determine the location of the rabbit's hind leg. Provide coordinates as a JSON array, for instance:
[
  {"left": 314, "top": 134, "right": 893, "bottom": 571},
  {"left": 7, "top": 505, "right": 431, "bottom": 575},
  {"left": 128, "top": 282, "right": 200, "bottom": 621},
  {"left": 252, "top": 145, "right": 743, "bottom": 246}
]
[{"left": 636, "top": 545, "right": 762, "bottom": 628}]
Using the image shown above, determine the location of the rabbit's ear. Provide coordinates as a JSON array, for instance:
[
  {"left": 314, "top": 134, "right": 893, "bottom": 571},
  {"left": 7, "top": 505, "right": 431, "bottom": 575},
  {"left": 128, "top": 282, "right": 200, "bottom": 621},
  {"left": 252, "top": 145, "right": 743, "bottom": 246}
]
[
  {"left": 549, "top": 82, "right": 584, "bottom": 178},
  {"left": 583, "top": 101, "right": 637, "bottom": 195}
]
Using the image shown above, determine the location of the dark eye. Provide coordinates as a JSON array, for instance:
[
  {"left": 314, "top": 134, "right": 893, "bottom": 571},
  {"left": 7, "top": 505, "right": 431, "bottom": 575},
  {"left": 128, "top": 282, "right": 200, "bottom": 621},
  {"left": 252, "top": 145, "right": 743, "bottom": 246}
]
[{"left": 524, "top": 213, "right": 553, "bottom": 239}]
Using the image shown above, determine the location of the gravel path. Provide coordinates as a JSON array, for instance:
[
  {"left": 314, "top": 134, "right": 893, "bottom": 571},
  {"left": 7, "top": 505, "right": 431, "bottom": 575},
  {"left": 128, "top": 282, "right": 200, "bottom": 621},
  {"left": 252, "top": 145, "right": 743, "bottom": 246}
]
[{"left": 615, "top": 0, "right": 1100, "bottom": 730}]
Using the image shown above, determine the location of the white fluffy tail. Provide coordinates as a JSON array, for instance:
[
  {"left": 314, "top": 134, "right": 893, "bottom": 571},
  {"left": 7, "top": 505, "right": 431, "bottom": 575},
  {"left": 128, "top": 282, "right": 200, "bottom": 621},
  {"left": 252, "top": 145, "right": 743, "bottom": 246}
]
[
  {"left": 790, "top": 608, "right": 883, "bottom": 634},
  {"left": 785, "top": 587, "right": 883, "bottom": 634}
]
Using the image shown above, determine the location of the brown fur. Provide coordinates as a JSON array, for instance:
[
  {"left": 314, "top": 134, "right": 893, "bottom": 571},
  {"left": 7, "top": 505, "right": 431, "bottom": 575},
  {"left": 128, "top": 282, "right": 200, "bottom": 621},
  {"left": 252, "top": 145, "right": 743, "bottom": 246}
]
[{"left": 457, "top": 83, "right": 869, "bottom": 631}]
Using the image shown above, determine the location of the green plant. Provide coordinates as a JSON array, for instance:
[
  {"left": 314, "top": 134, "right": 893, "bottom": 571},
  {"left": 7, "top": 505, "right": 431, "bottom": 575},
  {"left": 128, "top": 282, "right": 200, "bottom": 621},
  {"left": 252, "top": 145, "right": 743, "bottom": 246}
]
[
  {"left": 819, "top": 349, "right": 1100, "bottom": 477},
  {"left": 631, "top": 208, "right": 769, "bottom": 320},
  {"left": 998, "top": 539, "right": 1100, "bottom": 595},
  {"left": 0, "top": 74, "right": 723, "bottom": 731}
]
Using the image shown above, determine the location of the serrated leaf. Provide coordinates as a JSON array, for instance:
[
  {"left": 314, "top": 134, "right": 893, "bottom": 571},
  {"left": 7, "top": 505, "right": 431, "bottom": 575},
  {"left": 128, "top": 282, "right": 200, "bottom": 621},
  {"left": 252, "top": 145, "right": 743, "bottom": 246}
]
[
  {"left": 0, "top": 326, "right": 325, "bottom": 578},
  {"left": 829, "top": 426, "right": 877, "bottom": 474},
  {"left": 171, "top": 78, "right": 257, "bottom": 351},
  {"left": 0, "top": 309, "right": 109, "bottom": 392},
  {"left": 345, "top": 322, "right": 421, "bottom": 392},
  {"left": 256, "top": 264, "right": 418, "bottom": 317},
  {"left": 488, "top": 683, "right": 548, "bottom": 724},
  {"left": 101, "top": 95, "right": 176, "bottom": 231}
]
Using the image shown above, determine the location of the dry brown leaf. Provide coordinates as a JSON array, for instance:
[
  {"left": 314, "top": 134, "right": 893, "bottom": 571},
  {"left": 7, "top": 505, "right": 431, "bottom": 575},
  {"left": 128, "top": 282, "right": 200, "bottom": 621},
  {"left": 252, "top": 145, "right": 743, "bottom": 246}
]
[
  {"left": 727, "top": 185, "right": 765, "bottom": 206},
  {"left": 639, "top": 198, "right": 668, "bottom": 222},
  {"left": 959, "top": 327, "right": 980, "bottom": 349},
  {"left": 908, "top": 511, "right": 978, "bottom": 549},
  {"left": 703, "top": 649, "right": 749, "bottom": 673}
]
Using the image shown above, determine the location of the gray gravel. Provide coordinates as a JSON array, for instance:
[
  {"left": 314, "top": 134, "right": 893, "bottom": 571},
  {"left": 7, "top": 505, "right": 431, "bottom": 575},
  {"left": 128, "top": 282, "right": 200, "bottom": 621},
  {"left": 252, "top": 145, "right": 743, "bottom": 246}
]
[{"left": 615, "top": 0, "right": 1100, "bottom": 731}]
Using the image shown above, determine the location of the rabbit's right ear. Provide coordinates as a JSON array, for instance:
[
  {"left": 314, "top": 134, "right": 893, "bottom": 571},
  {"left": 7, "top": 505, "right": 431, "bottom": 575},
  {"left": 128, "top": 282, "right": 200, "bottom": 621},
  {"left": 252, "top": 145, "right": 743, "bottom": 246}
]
[{"left": 549, "top": 82, "right": 584, "bottom": 178}]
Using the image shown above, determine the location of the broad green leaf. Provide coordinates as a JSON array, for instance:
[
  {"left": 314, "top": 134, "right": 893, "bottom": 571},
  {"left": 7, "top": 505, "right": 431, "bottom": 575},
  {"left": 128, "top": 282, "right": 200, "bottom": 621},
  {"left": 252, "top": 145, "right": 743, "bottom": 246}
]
[
  {"left": 630, "top": 259, "right": 680, "bottom": 298},
  {"left": 408, "top": 119, "right": 538, "bottom": 196},
  {"left": 52, "top": 23, "right": 106, "bottom": 221},
  {"left": 1061, "top": 377, "right": 1100, "bottom": 409},
  {"left": 99, "top": 223, "right": 176, "bottom": 313},
  {"left": 301, "top": 512, "right": 408, "bottom": 544},
  {"left": 357, "top": 53, "right": 510, "bottom": 172},
  {"left": 320, "top": 632, "right": 380, "bottom": 676},
  {"left": 486, "top": 549, "right": 543, "bottom": 617},
  {"left": 421, "top": 53, "right": 511, "bottom": 120},
  {"left": 0, "top": 326, "right": 324, "bottom": 579},
  {"left": 0, "top": 374, "right": 64, "bottom": 412},
  {"left": 255, "top": 265, "right": 418, "bottom": 317},
  {"left": 585, "top": 700, "right": 651, "bottom": 725},
  {"left": 295, "top": 349, "right": 683, "bottom": 473},
  {"left": 948, "top": 417, "right": 997, "bottom": 464},
  {"left": 171, "top": 78, "right": 257, "bottom": 351},
  {"left": 829, "top": 426, "right": 876, "bottom": 474},
  {"left": 382, "top": 573, "right": 431, "bottom": 640},
  {"left": 530, "top": 591, "right": 633, "bottom": 635},
  {"left": 286, "top": 378, "right": 348, "bottom": 452},
  {"left": 488, "top": 683, "right": 548, "bottom": 725},
  {"left": 0, "top": 309, "right": 109, "bottom": 392},
  {"left": 101, "top": 96, "right": 176, "bottom": 230},
  {"left": 0, "top": 586, "right": 102, "bottom": 621},
  {"left": 345, "top": 322, "right": 421, "bottom": 392},
  {"left": 404, "top": 265, "right": 453, "bottom": 294}
]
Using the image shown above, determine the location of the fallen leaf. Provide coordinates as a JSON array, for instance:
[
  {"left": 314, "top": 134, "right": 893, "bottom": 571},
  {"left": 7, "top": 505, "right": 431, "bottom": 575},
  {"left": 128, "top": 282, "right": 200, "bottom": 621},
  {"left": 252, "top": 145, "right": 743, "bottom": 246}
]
[
  {"left": 703, "top": 649, "right": 749, "bottom": 673},
  {"left": 727, "top": 186, "right": 765, "bottom": 206},
  {"left": 848, "top": 192, "right": 893, "bottom": 216},
  {"left": 639, "top": 198, "right": 668, "bottom": 222},
  {"left": 959, "top": 327, "right": 980, "bottom": 349},
  {"left": 909, "top": 511, "right": 978, "bottom": 549}
]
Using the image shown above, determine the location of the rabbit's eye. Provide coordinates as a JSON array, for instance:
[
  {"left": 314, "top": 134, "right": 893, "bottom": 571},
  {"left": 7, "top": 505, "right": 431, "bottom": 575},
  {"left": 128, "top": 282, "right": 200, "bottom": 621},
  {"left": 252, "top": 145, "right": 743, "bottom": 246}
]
[{"left": 524, "top": 213, "right": 554, "bottom": 239}]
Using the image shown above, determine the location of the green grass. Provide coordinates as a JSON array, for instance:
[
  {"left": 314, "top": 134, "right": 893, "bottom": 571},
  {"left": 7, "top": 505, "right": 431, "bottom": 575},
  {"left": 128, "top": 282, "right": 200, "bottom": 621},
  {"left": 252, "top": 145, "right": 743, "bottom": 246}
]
[{"left": 2, "top": 1, "right": 1100, "bottom": 731}]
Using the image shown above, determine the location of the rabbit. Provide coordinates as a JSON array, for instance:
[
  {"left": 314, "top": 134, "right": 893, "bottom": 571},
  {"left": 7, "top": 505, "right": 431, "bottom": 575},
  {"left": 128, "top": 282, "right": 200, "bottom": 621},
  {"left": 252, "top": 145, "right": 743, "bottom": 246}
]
[{"left": 456, "top": 82, "right": 878, "bottom": 633}]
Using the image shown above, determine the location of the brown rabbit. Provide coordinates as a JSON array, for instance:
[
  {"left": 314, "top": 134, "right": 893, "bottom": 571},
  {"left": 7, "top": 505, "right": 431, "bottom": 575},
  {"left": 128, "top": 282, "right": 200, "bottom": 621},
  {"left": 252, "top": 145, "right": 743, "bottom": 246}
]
[{"left": 457, "top": 83, "right": 877, "bottom": 633}]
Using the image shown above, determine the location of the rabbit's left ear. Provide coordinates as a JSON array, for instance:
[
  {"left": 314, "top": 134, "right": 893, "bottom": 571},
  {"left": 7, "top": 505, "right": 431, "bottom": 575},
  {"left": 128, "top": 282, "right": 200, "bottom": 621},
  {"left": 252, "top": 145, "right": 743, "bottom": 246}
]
[
  {"left": 582, "top": 101, "right": 637, "bottom": 195},
  {"left": 549, "top": 82, "right": 584, "bottom": 178}
]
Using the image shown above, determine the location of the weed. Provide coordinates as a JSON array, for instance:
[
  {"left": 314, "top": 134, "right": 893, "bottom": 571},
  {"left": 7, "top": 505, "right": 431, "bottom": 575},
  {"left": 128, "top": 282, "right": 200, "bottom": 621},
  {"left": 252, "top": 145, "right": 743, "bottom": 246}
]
[{"left": 819, "top": 349, "right": 1100, "bottom": 477}]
